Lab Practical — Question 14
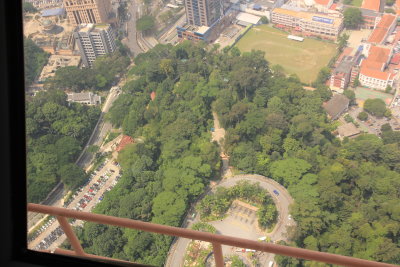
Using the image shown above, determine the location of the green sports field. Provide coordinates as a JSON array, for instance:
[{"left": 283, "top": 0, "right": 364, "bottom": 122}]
[{"left": 235, "top": 25, "right": 338, "bottom": 83}]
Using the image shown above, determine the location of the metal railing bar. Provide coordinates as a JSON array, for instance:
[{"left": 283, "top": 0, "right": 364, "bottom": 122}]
[
  {"left": 56, "top": 216, "right": 85, "bottom": 256},
  {"left": 212, "top": 243, "right": 224, "bottom": 267},
  {"left": 28, "top": 203, "right": 398, "bottom": 267}
]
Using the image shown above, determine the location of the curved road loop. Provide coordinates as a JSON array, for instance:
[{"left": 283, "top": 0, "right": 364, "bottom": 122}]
[{"left": 166, "top": 112, "right": 295, "bottom": 267}]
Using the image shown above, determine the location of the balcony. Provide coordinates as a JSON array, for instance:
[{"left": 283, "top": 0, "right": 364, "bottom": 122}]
[{"left": 28, "top": 203, "right": 397, "bottom": 267}]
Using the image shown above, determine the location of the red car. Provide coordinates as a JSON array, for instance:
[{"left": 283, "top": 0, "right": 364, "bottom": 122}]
[{"left": 80, "top": 203, "right": 87, "bottom": 208}]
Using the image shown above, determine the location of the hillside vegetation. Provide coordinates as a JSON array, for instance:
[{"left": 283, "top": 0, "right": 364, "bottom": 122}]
[{"left": 75, "top": 42, "right": 400, "bottom": 266}]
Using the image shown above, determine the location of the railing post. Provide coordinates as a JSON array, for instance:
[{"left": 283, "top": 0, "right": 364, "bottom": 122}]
[
  {"left": 212, "top": 243, "right": 224, "bottom": 267},
  {"left": 56, "top": 216, "right": 85, "bottom": 256}
]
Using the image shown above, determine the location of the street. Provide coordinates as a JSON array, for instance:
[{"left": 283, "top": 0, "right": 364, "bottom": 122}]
[{"left": 123, "top": 0, "right": 143, "bottom": 55}]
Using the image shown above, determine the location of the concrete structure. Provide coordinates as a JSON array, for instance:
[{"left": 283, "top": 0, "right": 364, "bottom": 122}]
[
  {"left": 323, "top": 94, "right": 350, "bottom": 120},
  {"left": 235, "top": 12, "right": 261, "bottom": 25},
  {"left": 337, "top": 122, "right": 361, "bottom": 139},
  {"left": 67, "top": 92, "right": 101, "bottom": 105},
  {"left": 358, "top": 45, "right": 395, "bottom": 90},
  {"left": 367, "top": 14, "right": 397, "bottom": 45},
  {"left": 271, "top": 7, "right": 343, "bottom": 39},
  {"left": 184, "top": 0, "right": 223, "bottom": 26},
  {"left": 26, "top": 0, "right": 63, "bottom": 9},
  {"left": 330, "top": 47, "right": 362, "bottom": 92},
  {"left": 38, "top": 55, "right": 81, "bottom": 82},
  {"left": 359, "top": 8, "right": 381, "bottom": 30},
  {"left": 177, "top": 24, "right": 211, "bottom": 42},
  {"left": 73, "top": 23, "right": 116, "bottom": 67},
  {"left": 63, "top": 0, "right": 111, "bottom": 25}
]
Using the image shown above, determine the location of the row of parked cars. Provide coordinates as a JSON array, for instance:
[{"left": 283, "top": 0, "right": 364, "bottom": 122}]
[
  {"left": 34, "top": 226, "right": 64, "bottom": 250},
  {"left": 28, "top": 217, "right": 56, "bottom": 243},
  {"left": 31, "top": 159, "right": 121, "bottom": 250}
]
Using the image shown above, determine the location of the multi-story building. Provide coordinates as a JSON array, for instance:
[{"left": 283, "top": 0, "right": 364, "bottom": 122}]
[
  {"left": 184, "top": 0, "right": 223, "bottom": 27},
  {"left": 271, "top": 7, "right": 343, "bottom": 40},
  {"left": 63, "top": 0, "right": 111, "bottom": 25},
  {"left": 73, "top": 23, "right": 116, "bottom": 67},
  {"left": 367, "top": 14, "right": 397, "bottom": 45},
  {"left": 358, "top": 45, "right": 395, "bottom": 90},
  {"left": 330, "top": 47, "right": 362, "bottom": 92},
  {"left": 359, "top": 8, "right": 381, "bottom": 29}
]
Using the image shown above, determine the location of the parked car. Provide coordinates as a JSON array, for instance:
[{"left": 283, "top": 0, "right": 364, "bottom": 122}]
[{"left": 273, "top": 190, "right": 279, "bottom": 196}]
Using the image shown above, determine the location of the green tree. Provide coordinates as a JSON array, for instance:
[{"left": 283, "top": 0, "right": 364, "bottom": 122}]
[
  {"left": 23, "top": 2, "right": 38, "bottom": 13},
  {"left": 363, "top": 98, "right": 387, "bottom": 117},
  {"left": 357, "top": 111, "right": 368, "bottom": 121},
  {"left": 136, "top": 15, "right": 155, "bottom": 32},
  {"left": 344, "top": 8, "right": 363, "bottom": 29},
  {"left": 24, "top": 38, "right": 49, "bottom": 85},
  {"left": 260, "top": 16, "right": 269, "bottom": 24}
]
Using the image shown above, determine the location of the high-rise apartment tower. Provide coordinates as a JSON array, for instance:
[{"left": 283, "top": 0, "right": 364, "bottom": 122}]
[
  {"left": 63, "top": 0, "right": 111, "bottom": 25},
  {"left": 184, "top": 0, "right": 223, "bottom": 26},
  {"left": 73, "top": 24, "right": 116, "bottom": 67}
]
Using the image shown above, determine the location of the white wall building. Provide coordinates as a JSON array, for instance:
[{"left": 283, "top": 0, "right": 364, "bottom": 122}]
[{"left": 73, "top": 23, "right": 116, "bottom": 68}]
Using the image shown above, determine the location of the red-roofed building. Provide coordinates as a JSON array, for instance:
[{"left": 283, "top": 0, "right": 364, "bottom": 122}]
[
  {"left": 314, "top": 0, "right": 333, "bottom": 12},
  {"left": 395, "top": 0, "right": 400, "bottom": 15},
  {"left": 361, "top": 0, "right": 380, "bottom": 12},
  {"left": 368, "top": 14, "right": 397, "bottom": 44},
  {"left": 116, "top": 135, "right": 134, "bottom": 152},
  {"left": 329, "top": 3, "right": 337, "bottom": 10},
  {"left": 391, "top": 54, "right": 400, "bottom": 65},
  {"left": 359, "top": 45, "right": 394, "bottom": 90}
]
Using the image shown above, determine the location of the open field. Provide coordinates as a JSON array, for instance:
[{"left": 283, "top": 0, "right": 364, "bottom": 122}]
[
  {"left": 235, "top": 25, "right": 338, "bottom": 83},
  {"left": 355, "top": 87, "right": 393, "bottom": 107}
]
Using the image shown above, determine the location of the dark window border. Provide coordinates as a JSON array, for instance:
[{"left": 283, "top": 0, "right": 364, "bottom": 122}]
[{"left": 0, "top": 1, "right": 144, "bottom": 267}]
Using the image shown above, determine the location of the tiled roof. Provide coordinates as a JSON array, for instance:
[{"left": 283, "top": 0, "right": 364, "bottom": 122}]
[
  {"left": 116, "top": 135, "right": 134, "bottom": 152},
  {"left": 338, "top": 122, "right": 361, "bottom": 137},
  {"left": 368, "top": 46, "right": 391, "bottom": 62},
  {"left": 360, "top": 65, "right": 390, "bottom": 80},
  {"left": 150, "top": 91, "right": 156, "bottom": 101},
  {"left": 368, "top": 14, "right": 397, "bottom": 44},
  {"left": 390, "top": 54, "right": 400, "bottom": 64},
  {"left": 315, "top": 0, "right": 330, "bottom": 6},
  {"left": 330, "top": 3, "right": 337, "bottom": 10},
  {"left": 323, "top": 94, "right": 350, "bottom": 119},
  {"left": 361, "top": 0, "right": 380, "bottom": 12}
]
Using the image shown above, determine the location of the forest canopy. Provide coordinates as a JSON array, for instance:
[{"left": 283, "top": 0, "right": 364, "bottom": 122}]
[{"left": 72, "top": 42, "right": 400, "bottom": 266}]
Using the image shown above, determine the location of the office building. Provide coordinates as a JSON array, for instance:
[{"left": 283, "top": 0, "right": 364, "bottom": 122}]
[
  {"left": 73, "top": 23, "right": 116, "bottom": 67},
  {"left": 184, "top": 0, "right": 223, "bottom": 27},
  {"left": 63, "top": 0, "right": 111, "bottom": 25}
]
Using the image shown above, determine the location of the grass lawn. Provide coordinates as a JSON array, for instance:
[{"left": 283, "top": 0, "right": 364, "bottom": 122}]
[{"left": 235, "top": 25, "right": 338, "bottom": 83}]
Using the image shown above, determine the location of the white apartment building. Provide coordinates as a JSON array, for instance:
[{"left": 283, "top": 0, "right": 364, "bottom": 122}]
[{"left": 73, "top": 23, "right": 116, "bottom": 67}]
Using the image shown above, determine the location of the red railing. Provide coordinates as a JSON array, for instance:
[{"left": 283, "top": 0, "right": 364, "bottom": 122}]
[{"left": 28, "top": 203, "right": 398, "bottom": 267}]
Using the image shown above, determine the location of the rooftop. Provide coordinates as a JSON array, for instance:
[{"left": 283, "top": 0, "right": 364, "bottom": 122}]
[
  {"left": 338, "top": 122, "right": 361, "bottom": 137},
  {"left": 314, "top": 0, "right": 331, "bottom": 6},
  {"left": 367, "top": 14, "right": 397, "bottom": 44},
  {"left": 323, "top": 94, "right": 350, "bottom": 119},
  {"left": 361, "top": 0, "right": 380, "bottom": 12},
  {"left": 236, "top": 12, "right": 262, "bottom": 25},
  {"left": 41, "top": 7, "right": 65, "bottom": 17},
  {"left": 273, "top": 8, "right": 343, "bottom": 27},
  {"left": 116, "top": 135, "right": 134, "bottom": 152}
]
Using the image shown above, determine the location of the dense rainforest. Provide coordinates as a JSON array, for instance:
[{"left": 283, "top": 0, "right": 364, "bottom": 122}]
[
  {"left": 72, "top": 42, "right": 400, "bottom": 266},
  {"left": 24, "top": 38, "right": 49, "bottom": 85},
  {"left": 26, "top": 90, "right": 100, "bottom": 203}
]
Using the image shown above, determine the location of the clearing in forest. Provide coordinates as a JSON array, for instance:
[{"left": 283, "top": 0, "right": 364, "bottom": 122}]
[{"left": 235, "top": 25, "right": 338, "bottom": 83}]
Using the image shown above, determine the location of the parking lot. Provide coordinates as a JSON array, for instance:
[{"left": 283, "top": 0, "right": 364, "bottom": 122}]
[{"left": 28, "top": 157, "right": 121, "bottom": 250}]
